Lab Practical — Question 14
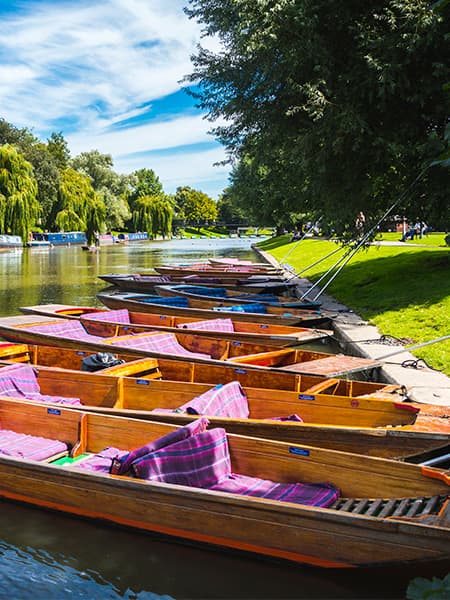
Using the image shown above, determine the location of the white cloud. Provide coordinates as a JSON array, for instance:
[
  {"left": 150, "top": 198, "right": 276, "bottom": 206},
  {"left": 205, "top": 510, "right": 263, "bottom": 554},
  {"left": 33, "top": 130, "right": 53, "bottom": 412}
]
[
  {"left": 0, "top": 0, "right": 230, "bottom": 194},
  {"left": 115, "top": 145, "right": 230, "bottom": 198}
]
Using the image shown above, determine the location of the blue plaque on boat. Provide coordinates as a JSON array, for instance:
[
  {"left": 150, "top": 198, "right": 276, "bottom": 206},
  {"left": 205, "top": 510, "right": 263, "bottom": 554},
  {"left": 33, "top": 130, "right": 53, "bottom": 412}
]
[
  {"left": 232, "top": 341, "right": 242, "bottom": 346},
  {"left": 234, "top": 368, "right": 247, "bottom": 374},
  {"left": 289, "top": 447, "right": 310, "bottom": 457},
  {"left": 136, "top": 379, "right": 150, "bottom": 385},
  {"left": 47, "top": 408, "right": 61, "bottom": 415},
  {"left": 298, "top": 394, "right": 315, "bottom": 401},
  {"left": 76, "top": 351, "right": 87, "bottom": 355}
]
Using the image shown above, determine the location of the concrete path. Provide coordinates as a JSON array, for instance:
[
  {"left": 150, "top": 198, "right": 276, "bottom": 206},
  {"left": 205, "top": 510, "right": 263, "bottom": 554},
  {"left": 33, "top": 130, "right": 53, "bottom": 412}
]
[{"left": 255, "top": 247, "right": 450, "bottom": 408}]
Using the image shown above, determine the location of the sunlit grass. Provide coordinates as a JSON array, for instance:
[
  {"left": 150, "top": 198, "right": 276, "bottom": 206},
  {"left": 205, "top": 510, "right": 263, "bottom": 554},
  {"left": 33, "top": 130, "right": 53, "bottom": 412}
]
[
  {"left": 374, "top": 231, "right": 448, "bottom": 246},
  {"left": 258, "top": 236, "right": 450, "bottom": 375}
]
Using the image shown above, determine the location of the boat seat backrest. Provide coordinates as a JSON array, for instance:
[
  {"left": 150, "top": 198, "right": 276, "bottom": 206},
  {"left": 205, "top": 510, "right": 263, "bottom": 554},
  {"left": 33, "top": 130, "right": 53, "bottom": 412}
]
[
  {"left": 178, "top": 381, "right": 250, "bottom": 418},
  {"left": 176, "top": 318, "right": 235, "bottom": 333},
  {"left": 82, "top": 309, "right": 130, "bottom": 324},
  {"left": 106, "top": 333, "right": 210, "bottom": 359},
  {"left": 0, "top": 429, "right": 69, "bottom": 461}
]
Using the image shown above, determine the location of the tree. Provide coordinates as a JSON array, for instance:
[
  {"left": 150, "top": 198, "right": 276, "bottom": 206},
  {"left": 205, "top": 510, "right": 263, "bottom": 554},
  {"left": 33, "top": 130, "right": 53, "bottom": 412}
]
[
  {"left": 177, "top": 186, "right": 217, "bottom": 230},
  {"left": 0, "top": 119, "right": 60, "bottom": 229},
  {"left": 86, "top": 194, "right": 106, "bottom": 245},
  {"left": 23, "top": 143, "right": 60, "bottom": 230},
  {"left": 216, "top": 189, "right": 246, "bottom": 224},
  {"left": 47, "top": 132, "right": 70, "bottom": 170},
  {"left": 71, "top": 150, "right": 131, "bottom": 230},
  {"left": 185, "top": 1, "right": 450, "bottom": 232},
  {"left": 54, "top": 167, "right": 105, "bottom": 234},
  {"left": 131, "top": 194, "right": 173, "bottom": 238},
  {"left": 0, "top": 144, "right": 40, "bottom": 243},
  {"left": 127, "top": 168, "right": 164, "bottom": 211}
]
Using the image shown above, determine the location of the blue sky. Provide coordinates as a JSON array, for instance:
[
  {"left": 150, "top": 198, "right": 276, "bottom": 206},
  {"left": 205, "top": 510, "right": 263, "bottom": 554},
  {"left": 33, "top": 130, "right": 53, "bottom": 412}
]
[{"left": 0, "top": 0, "right": 230, "bottom": 198}]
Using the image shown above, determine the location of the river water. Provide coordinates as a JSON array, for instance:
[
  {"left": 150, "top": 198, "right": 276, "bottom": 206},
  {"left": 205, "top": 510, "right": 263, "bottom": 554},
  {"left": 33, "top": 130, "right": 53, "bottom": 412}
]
[{"left": 0, "top": 238, "right": 446, "bottom": 599}]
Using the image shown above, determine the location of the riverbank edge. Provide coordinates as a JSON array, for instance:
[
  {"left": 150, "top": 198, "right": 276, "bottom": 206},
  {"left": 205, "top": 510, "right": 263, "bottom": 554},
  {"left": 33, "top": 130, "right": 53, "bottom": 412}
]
[{"left": 253, "top": 245, "right": 450, "bottom": 408}]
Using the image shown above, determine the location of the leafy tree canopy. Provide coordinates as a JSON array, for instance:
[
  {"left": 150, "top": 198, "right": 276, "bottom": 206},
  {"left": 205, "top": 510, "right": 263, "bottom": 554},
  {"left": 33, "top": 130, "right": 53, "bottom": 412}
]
[
  {"left": 54, "top": 167, "right": 99, "bottom": 232},
  {"left": 0, "top": 144, "right": 40, "bottom": 243},
  {"left": 71, "top": 150, "right": 132, "bottom": 230},
  {"left": 176, "top": 186, "right": 218, "bottom": 228},
  {"left": 47, "top": 132, "right": 70, "bottom": 170},
  {"left": 131, "top": 194, "right": 174, "bottom": 238},
  {"left": 128, "top": 168, "right": 164, "bottom": 210},
  {"left": 186, "top": 0, "right": 450, "bottom": 232},
  {"left": 216, "top": 189, "right": 247, "bottom": 224}
]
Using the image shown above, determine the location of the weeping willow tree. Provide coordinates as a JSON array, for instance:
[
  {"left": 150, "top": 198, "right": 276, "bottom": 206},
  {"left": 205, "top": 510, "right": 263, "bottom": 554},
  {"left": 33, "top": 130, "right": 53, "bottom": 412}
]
[
  {"left": 86, "top": 194, "right": 106, "bottom": 245},
  {"left": 0, "top": 144, "right": 40, "bottom": 244},
  {"left": 54, "top": 167, "right": 105, "bottom": 240},
  {"left": 132, "top": 194, "right": 173, "bottom": 238}
]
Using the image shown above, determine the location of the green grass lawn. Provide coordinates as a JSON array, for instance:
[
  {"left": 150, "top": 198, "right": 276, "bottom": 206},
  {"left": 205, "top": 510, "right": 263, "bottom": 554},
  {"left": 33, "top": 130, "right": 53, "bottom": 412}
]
[
  {"left": 374, "top": 231, "right": 448, "bottom": 246},
  {"left": 258, "top": 236, "right": 450, "bottom": 375}
]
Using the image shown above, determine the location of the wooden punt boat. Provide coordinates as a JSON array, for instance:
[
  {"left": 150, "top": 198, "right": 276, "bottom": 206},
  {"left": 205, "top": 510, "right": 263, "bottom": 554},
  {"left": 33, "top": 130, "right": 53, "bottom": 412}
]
[
  {"left": 98, "top": 273, "right": 299, "bottom": 295},
  {"left": 0, "top": 396, "right": 448, "bottom": 568},
  {"left": 0, "top": 315, "right": 381, "bottom": 378},
  {"left": 0, "top": 341, "right": 405, "bottom": 395},
  {"left": 154, "top": 264, "right": 283, "bottom": 278},
  {"left": 0, "top": 343, "right": 447, "bottom": 460},
  {"left": 208, "top": 258, "right": 272, "bottom": 268},
  {"left": 20, "top": 303, "right": 333, "bottom": 348},
  {"left": 153, "top": 284, "right": 321, "bottom": 310},
  {"left": 1, "top": 360, "right": 447, "bottom": 460},
  {"left": 96, "top": 292, "right": 333, "bottom": 327}
]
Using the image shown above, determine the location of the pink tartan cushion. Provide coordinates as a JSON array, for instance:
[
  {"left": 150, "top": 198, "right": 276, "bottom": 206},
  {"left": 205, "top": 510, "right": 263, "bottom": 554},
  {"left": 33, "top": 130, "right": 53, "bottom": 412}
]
[
  {"left": 209, "top": 473, "right": 340, "bottom": 508},
  {"left": 110, "top": 418, "right": 210, "bottom": 475},
  {"left": 82, "top": 309, "right": 130, "bottom": 324},
  {"left": 75, "top": 447, "right": 129, "bottom": 472},
  {"left": 131, "top": 427, "right": 232, "bottom": 488},
  {"left": 0, "top": 363, "right": 81, "bottom": 405},
  {"left": 107, "top": 333, "right": 211, "bottom": 359},
  {"left": 178, "top": 381, "right": 249, "bottom": 418},
  {"left": 176, "top": 318, "right": 235, "bottom": 333},
  {"left": 27, "top": 320, "right": 103, "bottom": 341},
  {"left": 0, "top": 429, "right": 69, "bottom": 461},
  {"left": 0, "top": 363, "right": 40, "bottom": 396}
]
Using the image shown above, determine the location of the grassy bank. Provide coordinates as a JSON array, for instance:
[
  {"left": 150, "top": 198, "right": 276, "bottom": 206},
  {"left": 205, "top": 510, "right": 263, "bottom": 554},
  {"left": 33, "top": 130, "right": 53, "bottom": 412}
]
[{"left": 257, "top": 236, "right": 450, "bottom": 375}]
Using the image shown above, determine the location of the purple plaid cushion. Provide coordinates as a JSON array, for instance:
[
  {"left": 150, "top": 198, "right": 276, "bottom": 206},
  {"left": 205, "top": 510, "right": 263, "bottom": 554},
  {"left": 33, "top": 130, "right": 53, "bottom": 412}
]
[
  {"left": 178, "top": 381, "right": 249, "bottom": 418},
  {"left": 0, "top": 363, "right": 40, "bottom": 396},
  {"left": 209, "top": 473, "right": 340, "bottom": 508},
  {"left": 75, "top": 447, "right": 129, "bottom": 472},
  {"left": 108, "top": 333, "right": 211, "bottom": 359},
  {"left": 110, "top": 417, "right": 210, "bottom": 475},
  {"left": 0, "top": 429, "right": 69, "bottom": 461},
  {"left": 27, "top": 320, "right": 103, "bottom": 341},
  {"left": 0, "top": 363, "right": 81, "bottom": 405},
  {"left": 82, "top": 309, "right": 130, "bottom": 324},
  {"left": 176, "top": 318, "right": 235, "bottom": 332},
  {"left": 131, "top": 428, "right": 231, "bottom": 488}
]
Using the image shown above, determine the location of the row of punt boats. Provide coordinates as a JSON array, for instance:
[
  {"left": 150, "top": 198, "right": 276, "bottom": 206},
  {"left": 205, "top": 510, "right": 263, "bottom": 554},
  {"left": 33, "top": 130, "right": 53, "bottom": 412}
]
[{"left": 0, "top": 257, "right": 448, "bottom": 569}]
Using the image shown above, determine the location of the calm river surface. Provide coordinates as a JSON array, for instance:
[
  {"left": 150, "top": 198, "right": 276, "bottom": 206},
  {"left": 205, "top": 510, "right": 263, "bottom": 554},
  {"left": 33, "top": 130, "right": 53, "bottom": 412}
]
[{"left": 0, "top": 238, "right": 446, "bottom": 599}]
